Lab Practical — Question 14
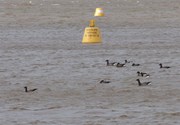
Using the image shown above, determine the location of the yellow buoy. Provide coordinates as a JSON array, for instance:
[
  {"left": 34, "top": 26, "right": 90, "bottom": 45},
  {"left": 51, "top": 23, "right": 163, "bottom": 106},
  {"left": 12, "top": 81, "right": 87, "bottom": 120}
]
[
  {"left": 82, "top": 20, "right": 102, "bottom": 44},
  {"left": 94, "top": 8, "right": 104, "bottom": 17}
]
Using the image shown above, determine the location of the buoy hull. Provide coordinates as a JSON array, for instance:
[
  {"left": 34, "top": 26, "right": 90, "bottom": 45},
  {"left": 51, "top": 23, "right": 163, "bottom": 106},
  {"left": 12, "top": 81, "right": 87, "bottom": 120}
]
[{"left": 82, "top": 27, "right": 102, "bottom": 44}]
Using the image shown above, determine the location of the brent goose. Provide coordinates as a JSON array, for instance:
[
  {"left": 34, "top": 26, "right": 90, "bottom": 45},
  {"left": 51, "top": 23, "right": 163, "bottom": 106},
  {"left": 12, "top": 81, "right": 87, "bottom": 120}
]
[
  {"left": 136, "top": 79, "right": 151, "bottom": 86},
  {"left": 116, "top": 63, "right": 125, "bottom": 67},
  {"left": 137, "top": 71, "right": 150, "bottom": 77},
  {"left": 137, "top": 71, "right": 142, "bottom": 76},
  {"left": 106, "top": 60, "right": 117, "bottom": 66},
  {"left": 125, "top": 60, "right": 132, "bottom": 63},
  {"left": 24, "top": 86, "right": 37, "bottom": 92},
  {"left": 159, "top": 63, "right": 170, "bottom": 69},
  {"left": 100, "top": 80, "right": 110, "bottom": 84},
  {"left": 132, "top": 63, "right": 140, "bottom": 66}
]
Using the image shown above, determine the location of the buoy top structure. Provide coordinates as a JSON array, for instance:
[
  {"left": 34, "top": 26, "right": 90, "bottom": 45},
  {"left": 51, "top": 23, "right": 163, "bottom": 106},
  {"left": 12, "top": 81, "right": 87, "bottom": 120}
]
[
  {"left": 82, "top": 20, "right": 102, "bottom": 44},
  {"left": 89, "top": 19, "right": 95, "bottom": 27},
  {"left": 94, "top": 8, "right": 104, "bottom": 17}
]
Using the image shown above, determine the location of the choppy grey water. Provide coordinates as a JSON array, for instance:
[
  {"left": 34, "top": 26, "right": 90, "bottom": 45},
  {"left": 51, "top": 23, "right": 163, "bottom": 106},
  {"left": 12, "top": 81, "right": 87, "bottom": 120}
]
[{"left": 0, "top": 26, "right": 180, "bottom": 125}]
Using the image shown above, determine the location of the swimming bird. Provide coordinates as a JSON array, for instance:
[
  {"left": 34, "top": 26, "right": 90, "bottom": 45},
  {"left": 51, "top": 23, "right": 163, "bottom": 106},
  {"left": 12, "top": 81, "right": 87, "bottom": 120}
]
[
  {"left": 24, "top": 86, "right": 37, "bottom": 92},
  {"left": 125, "top": 60, "right": 132, "bottom": 63},
  {"left": 159, "top": 63, "right": 170, "bottom": 69},
  {"left": 99, "top": 80, "right": 110, "bottom": 84},
  {"left": 136, "top": 79, "right": 151, "bottom": 86},
  {"left": 137, "top": 71, "right": 150, "bottom": 77},
  {"left": 132, "top": 63, "right": 140, "bottom": 66},
  {"left": 116, "top": 63, "right": 125, "bottom": 67},
  {"left": 137, "top": 71, "right": 142, "bottom": 76},
  {"left": 106, "top": 60, "right": 117, "bottom": 66}
]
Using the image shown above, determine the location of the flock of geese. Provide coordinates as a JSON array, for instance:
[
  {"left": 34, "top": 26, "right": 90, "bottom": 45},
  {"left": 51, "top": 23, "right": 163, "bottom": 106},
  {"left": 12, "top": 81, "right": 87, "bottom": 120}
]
[
  {"left": 23, "top": 59, "right": 171, "bottom": 92},
  {"left": 100, "top": 59, "right": 171, "bottom": 86}
]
